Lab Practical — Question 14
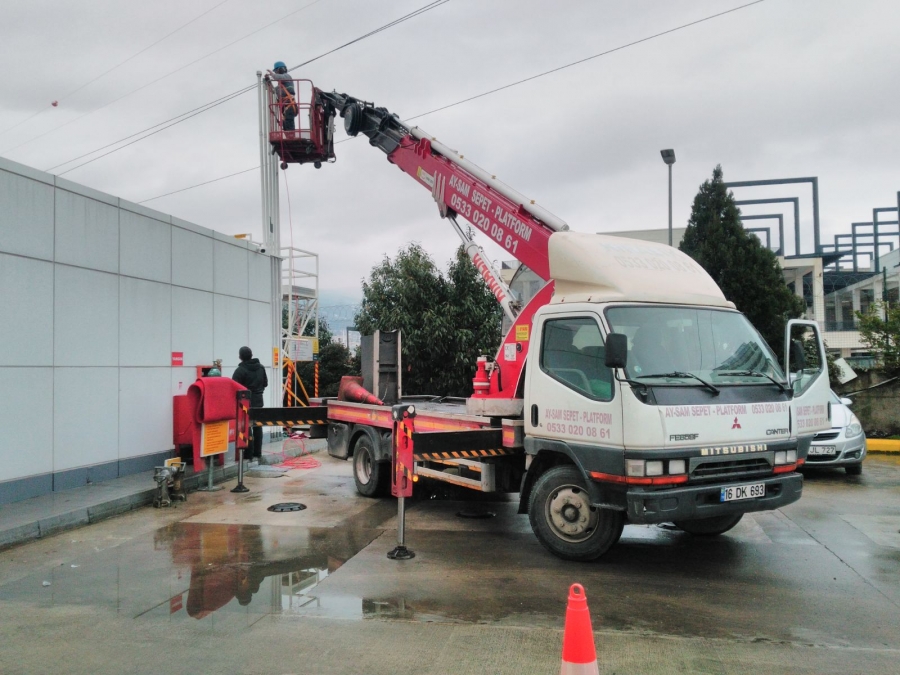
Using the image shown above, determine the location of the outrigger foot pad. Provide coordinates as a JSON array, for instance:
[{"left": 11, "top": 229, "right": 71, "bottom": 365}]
[{"left": 387, "top": 546, "right": 415, "bottom": 560}]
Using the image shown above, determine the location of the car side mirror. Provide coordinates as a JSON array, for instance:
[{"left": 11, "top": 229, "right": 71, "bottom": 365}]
[
  {"left": 789, "top": 340, "right": 806, "bottom": 371},
  {"left": 841, "top": 397, "right": 852, "bottom": 406},
  {"left": 605, "top": 333, "right": 628, "bottom": 369}
]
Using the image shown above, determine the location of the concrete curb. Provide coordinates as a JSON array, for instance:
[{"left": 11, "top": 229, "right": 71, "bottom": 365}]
[
  {"left": 867, "top": 439, "right": 900, "bottom": 454},
  {"left": 0, "top": 440, "right": 329, "bottom": 551},
  {"left": 0, "top": 463, "right": 242, "bottom": 552}
]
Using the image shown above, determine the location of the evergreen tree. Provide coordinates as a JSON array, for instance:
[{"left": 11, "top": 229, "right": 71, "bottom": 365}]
[
  {"left": 679, "top": 166, "right": 805, "bottom": 357},
  {"left": 857, "top": 302, "right": 900, "bottom": 375},
  {"left": 355, "top": 242, "right": 502, "bottom": 396}
]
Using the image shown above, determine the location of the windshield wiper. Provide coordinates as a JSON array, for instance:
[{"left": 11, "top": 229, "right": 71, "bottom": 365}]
[
  {"left": 635, "top": 371, "right": 720, "bottom": 395},
  {"left": 715, "top": 369, "right": 787, "bottom": 392}
]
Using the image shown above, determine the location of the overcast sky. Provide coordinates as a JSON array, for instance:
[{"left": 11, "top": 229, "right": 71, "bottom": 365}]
[{"left": 2, "top": 0, "right": 898, "bottom": 309}]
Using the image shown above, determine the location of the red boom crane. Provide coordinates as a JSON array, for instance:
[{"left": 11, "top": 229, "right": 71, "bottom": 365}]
[{"left": 264, "top": 77, "right": 569, "bottom": 401}]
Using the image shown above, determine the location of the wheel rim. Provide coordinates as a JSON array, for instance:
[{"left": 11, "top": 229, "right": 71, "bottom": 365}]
[
  {"left": 545, "top": 484, "right": 599, "bottom": 543},
  {"left": 355, "top": 446, "right": 373, "bottom": 485}
]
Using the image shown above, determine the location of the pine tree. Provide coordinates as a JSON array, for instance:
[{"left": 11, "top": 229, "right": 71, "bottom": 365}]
[{"left": 679, "top": 166, "right": 805, "bottom": 357}]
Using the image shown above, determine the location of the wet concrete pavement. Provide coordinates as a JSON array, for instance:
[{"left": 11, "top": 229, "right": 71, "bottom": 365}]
[{"left": 0, "top": 454, "right": 898, "bottom": 674}]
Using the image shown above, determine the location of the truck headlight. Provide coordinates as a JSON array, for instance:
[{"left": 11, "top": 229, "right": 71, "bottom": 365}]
[
  {"left": 626, "top": 460, "right": 645, "bottom": 477},
  {"left": 774, "top": 450, "right": 797, "bottom": 465},
  {"left": 668, "top": 459, "right": 686, "bottom": 475},
  {"left": 645, "top": 461, "right": 664, "bottom": 476}
]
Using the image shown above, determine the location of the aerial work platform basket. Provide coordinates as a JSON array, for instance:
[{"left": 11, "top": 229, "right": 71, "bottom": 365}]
[{"left": 265, "top": 77, "right": 335, "bottom": 168}]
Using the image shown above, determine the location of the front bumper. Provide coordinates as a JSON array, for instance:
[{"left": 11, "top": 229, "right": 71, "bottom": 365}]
[
  {"left": 805, "top": 433, "right": 867, "bottom": 467},
  {"left": 624, "top": 473, "right": 803, "bottom": 524}
]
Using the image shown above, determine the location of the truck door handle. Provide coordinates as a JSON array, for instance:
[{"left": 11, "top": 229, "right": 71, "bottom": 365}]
[{"left": 531, "top": 404, "right": 538, "bottom": 426}]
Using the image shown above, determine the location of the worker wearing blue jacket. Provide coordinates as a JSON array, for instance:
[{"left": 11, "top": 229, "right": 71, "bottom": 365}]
[{"left": 272, "top": 61, "right": 297, "bottom": 131}]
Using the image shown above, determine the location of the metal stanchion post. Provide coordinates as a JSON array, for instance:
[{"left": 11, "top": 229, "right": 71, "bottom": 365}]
[
  {"left": 231, "top": 447, "right": 249, "bottom": 493},
  {"left": 388, "top": 404, "right": 415, "bottom": 560},
  {"left": 232, "top": 390, "right": 251, "bottom": 493},
  {"left": 198, "top": 457, "right": 223, "bottom": 492}
]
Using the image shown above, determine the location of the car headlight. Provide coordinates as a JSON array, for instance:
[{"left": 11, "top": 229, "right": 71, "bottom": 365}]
[{"left": 845, "top": 414, "right": 863, "bottom": 438}]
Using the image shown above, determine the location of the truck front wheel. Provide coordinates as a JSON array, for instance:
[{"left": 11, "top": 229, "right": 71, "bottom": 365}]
[
  {"left": 674, "top": 513, "right": 743, "bottom": 536},
  {"left": 528, "top": 466, "right": 624, "bottom": 561},
  {"left": 352, "top": 435, "right": 389, "bottom": 497}
]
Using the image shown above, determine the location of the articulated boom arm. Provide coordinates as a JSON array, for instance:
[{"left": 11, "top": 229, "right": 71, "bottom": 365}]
[
  {"left": 314, "top": 90, "right": 568, "bottom": 398},
  {"left": 318, "top": 91, "right": 568, "bottom": 280}
]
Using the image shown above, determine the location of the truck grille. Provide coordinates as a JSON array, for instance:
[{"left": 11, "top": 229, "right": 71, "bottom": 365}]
[{"left": 691, "top": 457, "right": 771, "bottom": 481}]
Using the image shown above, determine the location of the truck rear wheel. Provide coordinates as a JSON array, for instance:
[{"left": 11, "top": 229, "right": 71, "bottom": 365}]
[
  {"left": 528, "top": 465, "right": 624, "bottom": 561},
  {"left": 674, "top": 513, "right": 743, "bottom": 536},
  {"left": 352, "top": 434, "right": 389, "bottom": 497}
]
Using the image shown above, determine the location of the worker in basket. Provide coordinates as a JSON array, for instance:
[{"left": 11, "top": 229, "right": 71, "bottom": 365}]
[{"left": 272, "top": 61, "right": 297, "bottom": 131}]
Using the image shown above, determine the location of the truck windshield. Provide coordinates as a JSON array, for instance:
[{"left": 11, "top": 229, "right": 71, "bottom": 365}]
[{"left": 605, "top": 306, "right": 787, "bottom": 386}]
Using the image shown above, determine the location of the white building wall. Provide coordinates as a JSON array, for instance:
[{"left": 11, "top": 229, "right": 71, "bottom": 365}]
[{"left": 0, "top": 156, "right": 277, "bottom": 504}]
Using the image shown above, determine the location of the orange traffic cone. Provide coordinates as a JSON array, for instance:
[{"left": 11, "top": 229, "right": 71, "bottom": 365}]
[
  {"left": 559, "top": 583, "right": 599, "bottom": 675},
  {"left": 337, "top": 376, "right": 384, "bottom": 406}
]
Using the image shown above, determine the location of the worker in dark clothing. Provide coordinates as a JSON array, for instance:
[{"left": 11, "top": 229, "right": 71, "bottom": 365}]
[
  {"left": 272, "top": 61, "right": 297, "bottom": 131},
  {"left": 233, "top": 346, "right": 268, "bottom": 461}
]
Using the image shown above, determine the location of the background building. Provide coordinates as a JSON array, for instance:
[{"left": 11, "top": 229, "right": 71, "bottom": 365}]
[{"left": 0, "top": 156, "right": 278, "bottom": 504}]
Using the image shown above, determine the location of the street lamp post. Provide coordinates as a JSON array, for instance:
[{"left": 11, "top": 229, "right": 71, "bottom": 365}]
[{"left": 660, "top": 149, "right": 676, "bottom": 246}]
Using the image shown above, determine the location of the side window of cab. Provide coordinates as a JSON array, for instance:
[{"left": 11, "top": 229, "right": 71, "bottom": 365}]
[{"left": 540, "top": 317, "right": 614, "bottom": 401}]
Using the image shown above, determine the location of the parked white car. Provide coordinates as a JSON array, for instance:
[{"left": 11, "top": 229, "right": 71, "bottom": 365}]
[{"left": 805, "top": 390, "right": 866, "bottom": 475}]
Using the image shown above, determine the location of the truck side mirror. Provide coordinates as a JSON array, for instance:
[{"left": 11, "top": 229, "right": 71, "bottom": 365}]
[
  {"left": 789, "top": 340, "right": 806, "bottom": 371},
  {"left": 605, "top": 333, "right": 628, "bottom": 369}
]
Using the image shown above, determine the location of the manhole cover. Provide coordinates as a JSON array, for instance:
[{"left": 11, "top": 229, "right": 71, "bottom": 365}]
[
  {"left": 456, "top": 509, "right": 496, "bottom": 519},
  {"left": 268, "top": 502, "right": 307, "bottom": 512}
]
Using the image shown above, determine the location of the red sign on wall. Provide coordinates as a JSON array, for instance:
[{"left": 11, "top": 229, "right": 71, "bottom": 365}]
[{"left": 171, "top": 352, "right": 184, "bottom": 367}]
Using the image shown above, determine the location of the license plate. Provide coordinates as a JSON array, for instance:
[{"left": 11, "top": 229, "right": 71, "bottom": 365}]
[
  {"left": 809, "top": 446, "right": 836, "bottom": 456},
  {"left": 720, "top": 483, "right": 765, "bottom": 502}
]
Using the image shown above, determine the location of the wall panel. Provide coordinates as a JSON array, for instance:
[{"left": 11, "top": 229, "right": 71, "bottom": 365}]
[
  {"left": 54, "top": 266, "right": 118, "bottom": 367},
  {"left": 120, "top": 210, "right": 171, "bottom": 283},
  {"left": 0, "top": 254, "right": 53, "bottom": 366},
  {"left": 0, "top": 367, "right": 53, "bottom": 483},
  {"left": 120, "top": 277, "right": 171, "bottom": 367},
  {"left": 172, "top": 226, "right": 213, "bottom": 292},
  {"left": 54, "top": 190, "right": 118, "bottom": 273},
  {"left": 119, "top": 368, "right": 172, "bottom": 460},
  {"left": 53, "top": 367, "right": 118, "bottom": 472},
  {"left": 0, "top": 168, "right": 54, "bottom": 260}
]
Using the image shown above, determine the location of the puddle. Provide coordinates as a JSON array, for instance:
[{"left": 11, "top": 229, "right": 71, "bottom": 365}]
[{"left": 0, "top": 522, "right": 380, "bottom": 624}]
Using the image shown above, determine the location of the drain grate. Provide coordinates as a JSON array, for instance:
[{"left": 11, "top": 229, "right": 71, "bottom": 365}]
[{"left": 268, "top": 502, "right": 307, "bottom": 512}]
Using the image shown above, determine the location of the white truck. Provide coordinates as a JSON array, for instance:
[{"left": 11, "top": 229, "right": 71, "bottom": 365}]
[{"left": 254, "top": 79, "right": 832, "bottom": 561}]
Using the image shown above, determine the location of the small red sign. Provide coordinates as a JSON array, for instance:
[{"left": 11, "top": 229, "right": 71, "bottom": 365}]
[
  {"left": 171, "top": 352, "right": 184, "bottom": 367},
  {"left": 170, "top": 594, "right": 183, "bottom": 613}
]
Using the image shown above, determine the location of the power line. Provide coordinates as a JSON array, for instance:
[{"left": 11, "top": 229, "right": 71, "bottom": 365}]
[
  {"left": 43, "top": 0, "right": 448, "bottom": 175},
  {"left": 0, "top": 0, "right": 233, "bottom": 140},
  {"left": 3, "top": 0, "right": 329, "bottom": 157},
  {"left": 139, "top": 166, "right": 259, "bottom": 204},
  {"left": 132, "top": 0, "right": 767, "bottom": 205},
  {"left": 45, "top": 86, "right": 256, "bottom": 173},
  {"left": 56, "top": 87, "right": 253, "bottom": 176},
  {"left": 405, "top": 0, "right": 768, "bottom": 121}
]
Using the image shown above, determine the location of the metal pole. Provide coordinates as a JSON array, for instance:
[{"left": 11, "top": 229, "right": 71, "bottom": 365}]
[
  {"left": 257, "top": 71, "right": 267, "bottom": 246},
  {"left": 397, "top": 496, "right": 406, "bottom": 547},
  {"left": 198, "top": 456, "right": 222, "bottom": 492},
  {"left": 387, "top": 494, "right": 414, "bottom": 559},
  {"left": 667, "top": 163, "right": 673, "bottom": 247},
  {"left": 231, "top": 447, "right": 249, "bottom": 493}
]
